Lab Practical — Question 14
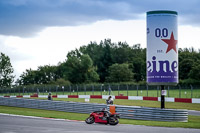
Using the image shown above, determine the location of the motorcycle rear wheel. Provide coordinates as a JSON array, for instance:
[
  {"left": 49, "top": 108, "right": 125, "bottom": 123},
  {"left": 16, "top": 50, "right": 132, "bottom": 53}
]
[
  {"left": 109, "top": 117, "right": 119, "bottom": 125},
  {"left": 85, "top": 116, "right": 95, "bottom": 124}
]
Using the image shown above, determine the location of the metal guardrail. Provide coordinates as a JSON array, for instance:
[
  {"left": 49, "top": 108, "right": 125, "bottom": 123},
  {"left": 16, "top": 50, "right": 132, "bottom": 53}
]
[
  {"left": 0, "top": 97, "right": 188, "bottom": 122},
  {"left": 114, "top": 105, "right": 188, "bottom": 122},
  {"left": 0, "top": 97, "right": 107, "bottom": 114}
]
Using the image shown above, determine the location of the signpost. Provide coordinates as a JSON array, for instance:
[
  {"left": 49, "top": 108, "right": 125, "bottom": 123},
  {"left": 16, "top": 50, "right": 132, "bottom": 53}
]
[{"left": 146, "top": 10, "right": 178, "bottom": 108}]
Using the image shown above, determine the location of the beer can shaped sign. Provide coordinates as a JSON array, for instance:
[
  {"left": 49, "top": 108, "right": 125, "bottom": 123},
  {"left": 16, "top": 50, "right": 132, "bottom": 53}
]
[{"left": 147, "top": 10, "right": 178, "bottom": 85}]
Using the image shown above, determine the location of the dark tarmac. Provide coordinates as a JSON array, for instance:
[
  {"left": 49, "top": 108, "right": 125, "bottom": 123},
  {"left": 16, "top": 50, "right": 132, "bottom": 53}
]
[{"left": 0, "top": 114, "right": 200, "bottom": 133}]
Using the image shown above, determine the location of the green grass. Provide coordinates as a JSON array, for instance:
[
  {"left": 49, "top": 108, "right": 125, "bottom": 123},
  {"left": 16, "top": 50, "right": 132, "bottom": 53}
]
[
  {"left": 0, "top": 105, "right": 88, "bottom": 120},
  {"left": 120, "top": 116, "right": 200, "bottom": 129},
  {"left": 0, "top": 105, "right": 200, "bottom": 129},
  {"left": 31, "top": 98, "right": 200, "bottom": 111},
  {"left": 1, "top": 89, "right": 200, "bottom": 98}
]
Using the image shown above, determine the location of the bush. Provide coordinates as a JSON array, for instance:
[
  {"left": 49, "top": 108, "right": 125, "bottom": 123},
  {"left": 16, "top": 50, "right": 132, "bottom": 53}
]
[{"left": 179, "top": 79, "right": 200, "bottom": 85}]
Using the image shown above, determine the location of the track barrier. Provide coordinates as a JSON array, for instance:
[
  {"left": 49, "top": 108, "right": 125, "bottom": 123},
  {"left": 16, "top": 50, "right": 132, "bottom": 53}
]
[{"left": 0, "top": 97, "right": 188, "bottom": 122}]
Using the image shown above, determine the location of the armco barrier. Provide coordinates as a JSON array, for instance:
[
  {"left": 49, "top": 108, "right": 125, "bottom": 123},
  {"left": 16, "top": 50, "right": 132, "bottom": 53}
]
[
  {"left": 0, "top": 97, "right": 107, "bottom": 114},
  {"left": 0, "top": 97, "right": 188, "bottom": 122},
  {"left": 114, "top": 105, "right": 188, "bottom": 122}
]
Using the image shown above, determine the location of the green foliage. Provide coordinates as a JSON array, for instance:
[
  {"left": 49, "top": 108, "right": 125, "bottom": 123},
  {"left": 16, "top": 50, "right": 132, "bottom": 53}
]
[
  {"left": 106, "top": 63, "right": 134, "bottom": 82},
  {"left": 16, "top": 40, "right": 200, "bottom": 86},
  {"left": 179, "top": 48, "right": 200, "bottom": 80},
  {"left": 79, "top": 39, "right": 146, "bottom": 82},
  {"left": 189, "top": 62, "right": 200, "bottom": 80},
  {"left": 132, "top": 57, "right": 146, "bottom": 82},
  {"left": 80, "top": 39, "right": 114, "bottom": 82},
  {"left": 17, "top": 65, "right": 59, "bottom": 85},
  {"left": 0, "top": 52, "right": 14, "bottom": 88},
  {"left": 49, "top": 78, "right": 71, "bottom": 86},
  {"left": 179, "top": 79, "right": 200, "bottom": 85},
  {"left": 62, "top": 54, "right": 99, "bottom": 83},
  {"left": 179, "top": 59, "right": 194, "bottom": 80}
]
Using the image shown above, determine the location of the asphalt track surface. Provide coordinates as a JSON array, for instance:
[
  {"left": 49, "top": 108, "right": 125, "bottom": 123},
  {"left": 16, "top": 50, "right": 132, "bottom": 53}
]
[{"left": 0, "top": 114, "right": 200, "bottom": 133}]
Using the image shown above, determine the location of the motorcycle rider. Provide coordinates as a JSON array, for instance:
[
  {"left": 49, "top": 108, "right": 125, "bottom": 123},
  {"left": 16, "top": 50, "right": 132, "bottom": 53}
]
[
  {"left": 48, "top": 92, "right": 52, "bottom": 100},
  {"left": 101, "top": 108, "right": 110, "bottom": 121},
  {"left": 106, "top": 96, "right": 113, "bottom": 105},
  {"left": 102, "top": 108, "right": 109, "bottom": 116}
]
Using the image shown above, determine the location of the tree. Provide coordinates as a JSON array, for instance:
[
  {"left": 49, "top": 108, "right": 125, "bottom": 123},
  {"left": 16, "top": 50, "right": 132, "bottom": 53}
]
[
  {"left": 36, "top": 65, "right": 59, "bottom": 84},
  {"left": 0, "top": 52, "right": 14, "bottom": 88},
  {"left": 17, "top": 69, "right": 37, "bottom": 85},
  {"left": 106, "top": 63, "right": 134, "bottom": 82},
  {"left": 17, "top": 65, "right": 58, "bottom": 85},
  {"left": 79, "top": 40, "right": 145, "bottom": 82},
  {"left": 49, "top": 78, "right": 71, "bottom": 86},
  {"left": 15, "top": 40, "right": 200, "bottom": 86},
  {"left": 79, "top": 39, "right": 114, "bottom": 82},
  {"left": 62, "top": 54, "right": 99, "bottom": 83},
  {"left": 179, "top": 59, "right": 194, "bottom": 80},
  {"left": 178, "top": 48, "right": 200, "bottom": 81},
  {"left": 132, "top": 57, "right": 146, "bottom": 82},
  {"left": 80, "top": 54, "right": 99, "bottom": 83},
  {"left": 112, "top": 42, "right": 129, "bottom": 64},
  {"left": 189, "top": 62, "right": 200, "bottom": 80}
]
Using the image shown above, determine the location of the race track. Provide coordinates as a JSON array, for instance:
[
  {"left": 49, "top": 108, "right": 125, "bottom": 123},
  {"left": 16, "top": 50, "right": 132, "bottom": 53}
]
[{"left": 0, "top": 114, "right": 199, "bottom": 133}]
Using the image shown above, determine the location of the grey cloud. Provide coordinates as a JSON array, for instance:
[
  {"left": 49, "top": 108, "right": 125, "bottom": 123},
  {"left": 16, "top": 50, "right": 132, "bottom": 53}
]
[{"left": 0, "top": 0, "right": 199, "bottom": 37}]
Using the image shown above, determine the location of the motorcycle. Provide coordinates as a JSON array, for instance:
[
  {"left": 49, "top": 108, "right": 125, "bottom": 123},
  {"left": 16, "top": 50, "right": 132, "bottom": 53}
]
[{"left": 85, "top": 109, "right": 120, "bottom": 125}]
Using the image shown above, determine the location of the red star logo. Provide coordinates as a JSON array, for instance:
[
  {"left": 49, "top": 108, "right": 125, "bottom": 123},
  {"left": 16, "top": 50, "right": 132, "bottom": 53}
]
[{"left": 161, "top": 32, "right": 178, "bottom": 53}]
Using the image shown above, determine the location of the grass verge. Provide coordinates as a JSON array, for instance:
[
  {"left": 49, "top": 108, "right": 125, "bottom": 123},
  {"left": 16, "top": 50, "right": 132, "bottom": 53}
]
[
  {"left": 0, "top": 105, "right": 200, "bottom": 129},
  {"left": 34, "top": 98, "right": 200, "bottom": 111},
  {"left": 0, "top": 105, "right": 88, "bottom": 121},
  {"left": 1, "top": 89, "right": 200, "bottom": 98}
]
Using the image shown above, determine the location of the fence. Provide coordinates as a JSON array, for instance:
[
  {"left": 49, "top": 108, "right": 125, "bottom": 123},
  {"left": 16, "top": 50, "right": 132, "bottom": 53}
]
[
  {"left": 0, "top": 84, "right": 200, "bottom": 98},
  {"left": 0, "top": 97, "right": 188, "bottom": 122}
]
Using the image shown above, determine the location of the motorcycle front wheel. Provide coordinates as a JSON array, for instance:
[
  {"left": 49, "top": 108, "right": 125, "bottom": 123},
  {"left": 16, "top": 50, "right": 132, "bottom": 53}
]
[
  {"left": 109, "top": 117, "right": 119, "bottom": 125},
  {"left": 85, "top": 116, "right": 95, "bottom": 124}
]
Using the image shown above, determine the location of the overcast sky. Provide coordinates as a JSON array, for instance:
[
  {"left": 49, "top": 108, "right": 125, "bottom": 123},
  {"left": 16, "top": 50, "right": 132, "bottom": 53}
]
[{"left": 0, "top": 0, "right": 200, "bottom": 80}]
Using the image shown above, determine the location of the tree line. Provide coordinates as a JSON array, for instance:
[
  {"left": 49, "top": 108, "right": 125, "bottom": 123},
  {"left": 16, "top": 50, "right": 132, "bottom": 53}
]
[{"left": 1, "top": 39, "right": 200, "bottom": 88}]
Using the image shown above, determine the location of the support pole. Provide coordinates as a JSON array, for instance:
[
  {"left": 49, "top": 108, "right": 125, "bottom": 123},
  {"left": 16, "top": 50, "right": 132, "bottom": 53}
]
[
  {"left": 92, "top": 85, "right": 94, "bottom": 95},
  {"left": 157, "top": 86, "right": 159, "bottom": 97},
  {"left": 127, "top": 85, "right": 128, "bottom": 96},
  {"left": 190, "top": 84, "right": 193, "bottom": 98},
  {"left": 109, "top": 84, "right": 111, "bottom": 95},
  {"left": 118, "top": 85, "right": 119, "bottom": 96},
  {"left": 85, "top": 85, "right": 86, "bottom": 95},
  {"left": 161, "top": 85, "right": 165, "bottom": 109}
]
